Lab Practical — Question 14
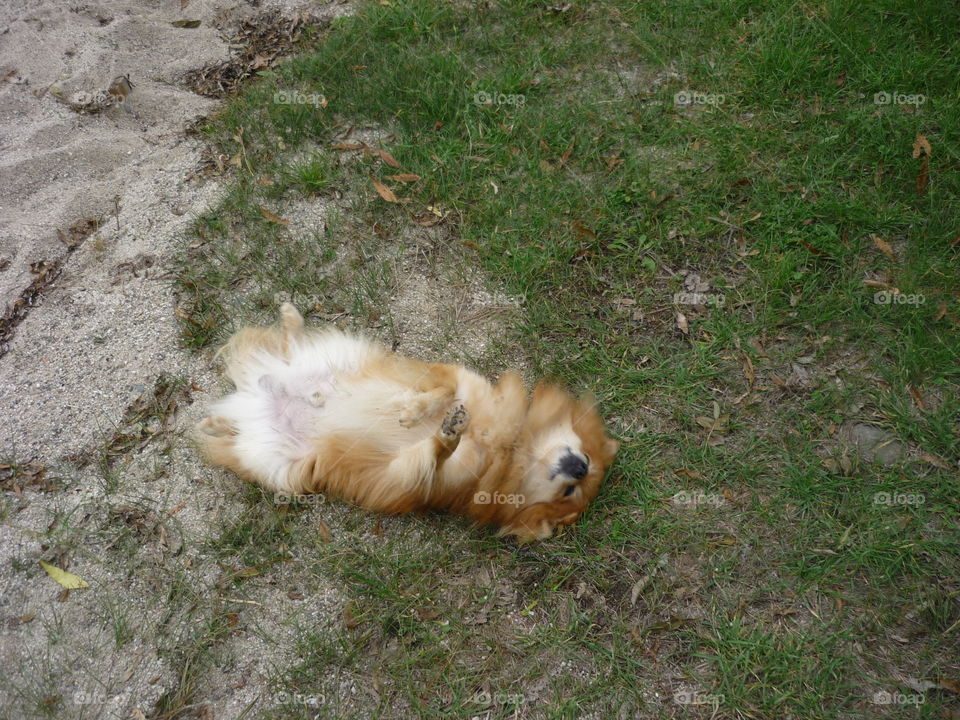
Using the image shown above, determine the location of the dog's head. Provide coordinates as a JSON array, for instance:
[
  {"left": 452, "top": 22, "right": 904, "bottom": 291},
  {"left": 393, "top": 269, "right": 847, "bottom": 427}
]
[{"left": 502, "top": 384, "right": 619, "bottom": 541}]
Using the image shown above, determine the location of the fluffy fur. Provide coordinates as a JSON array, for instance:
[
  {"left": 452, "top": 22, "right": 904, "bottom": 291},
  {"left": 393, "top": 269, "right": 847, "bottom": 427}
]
[{"left": 195, "top": 303, "right": 619, "bottom": 541}]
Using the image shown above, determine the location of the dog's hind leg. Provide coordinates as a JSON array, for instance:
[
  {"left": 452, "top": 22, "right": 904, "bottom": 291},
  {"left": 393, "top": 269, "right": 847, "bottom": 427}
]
[
  {"left": 399, "top": 386, "right": 458, "bottom": 427},
  {"left": 197, "top": 415, "right": 237, "bottom": 437},
  {"left": 278, "top": 302, "right": 304, "bottom": 354}
]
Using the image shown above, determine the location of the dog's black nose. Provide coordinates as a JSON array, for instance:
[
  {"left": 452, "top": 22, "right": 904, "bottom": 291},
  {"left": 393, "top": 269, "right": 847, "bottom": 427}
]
[{"left": 559, "top": 453, "right": 588, "bottom": 480}]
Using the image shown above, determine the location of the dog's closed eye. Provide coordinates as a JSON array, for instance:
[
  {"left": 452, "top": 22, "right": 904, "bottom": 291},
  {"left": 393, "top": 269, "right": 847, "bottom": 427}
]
[{"left": 563, "top": 484, "right": 576, "bottom": 497}]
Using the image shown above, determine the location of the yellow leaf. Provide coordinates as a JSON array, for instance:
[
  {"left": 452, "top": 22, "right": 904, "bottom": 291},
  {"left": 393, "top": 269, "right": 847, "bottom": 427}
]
[
  {"left": 39, "top": 561, "right": 89, "bottom": 589},
  {"left": 386, "top": 173, "right": 421, "bottom": 182}
]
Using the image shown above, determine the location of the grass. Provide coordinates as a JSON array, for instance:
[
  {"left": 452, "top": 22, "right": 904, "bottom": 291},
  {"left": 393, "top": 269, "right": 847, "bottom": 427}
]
[{"left": 163, "top": 0, "right": 960, "bottom": 717}]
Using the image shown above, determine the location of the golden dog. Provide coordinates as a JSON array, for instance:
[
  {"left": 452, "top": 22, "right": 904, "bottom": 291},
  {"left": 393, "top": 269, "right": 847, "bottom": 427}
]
[{"left": 196, "top": 304, "right": 618, "bottom": 541}]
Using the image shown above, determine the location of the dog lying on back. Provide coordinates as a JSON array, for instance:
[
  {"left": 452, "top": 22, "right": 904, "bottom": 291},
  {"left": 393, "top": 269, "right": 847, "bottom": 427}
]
[{"left": 196, "top": 303, "right": 619, "bottom": 541}]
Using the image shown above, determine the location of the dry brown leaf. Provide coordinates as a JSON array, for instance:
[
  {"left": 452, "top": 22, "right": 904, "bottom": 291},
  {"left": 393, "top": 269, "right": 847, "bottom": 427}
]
[
  {"left": 912, "top": 133, "right": 932, "bottom": 158},
  {"left": 742, "top": 354, "right": 755, "bottom": 387},
  {"left": 675, "top": 468, "right": 705, "bottom": 480},
  {"left": 343, "top": 604, "right": 360, "bottom": 629},
  {"left": 916, "top": 156, "right": 929, "bottom": 193},
  {"left": 918, "top": 452, "right": 950, "bottom": 470},
  {"left": 872, "top": 235, "right": 896, "bottom": 262},
  {"left": 939, "top": 678, "right": 960, "bottom": 694},
  {"left": 259, "top": 207, "right": 290, "bottom": 225},
  {"left": 317, "top": 518, "right": 333, "bottom": 543},
  {"left": 377, "top": 148, "right": 400, "bottom": 167},
  {"left": 909, "top": 385, "right": 926, "bottom": 410},
  {"left": 331, "top": 141, "right": 366, "bottom": 150},
  {"left": 676, "top": 311, "right": 689, "bottom": 335},
  {"left": 370, "top": 176, "right": 398, "bottom": 203},
  {"left": 571, "top": 220, "right": 596, "bottom": 239},
  {"left": 386, "top": 173, "right": 421, "bottom": 182}
]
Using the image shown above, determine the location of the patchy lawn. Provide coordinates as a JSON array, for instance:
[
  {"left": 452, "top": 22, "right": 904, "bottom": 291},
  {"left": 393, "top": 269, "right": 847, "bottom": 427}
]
[{"left": 176, "top": 0, "right": 960, "bottom": 717}]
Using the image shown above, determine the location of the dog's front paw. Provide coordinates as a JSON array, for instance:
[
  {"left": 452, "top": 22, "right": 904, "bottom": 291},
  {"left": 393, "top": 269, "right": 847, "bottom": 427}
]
[
  {"left": 439, "top": 403, "right": 470, "bottom": 440},
  {"left": 499, "top": 519, "right": 556, "bottom": 543}
]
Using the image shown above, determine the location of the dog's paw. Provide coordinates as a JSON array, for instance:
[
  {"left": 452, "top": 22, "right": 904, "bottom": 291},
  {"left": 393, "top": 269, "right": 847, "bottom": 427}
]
[
  {"left": 279, "top": 302, "right": 304, "bottom": 332},
  {"left": 309, "top": 389, "right": 326, "bottom": 408},
  {"left": 198, "top": 416, "right": 236, "bottom": 437},
  {"left": 499, "top": 519, "right": 556, "bottom": 543},
  {"left": 439, "top": 403, "right": 470, "bottom": 440},
  {"left": 398, "top": 399, "right": 425, "bottom": 428}
]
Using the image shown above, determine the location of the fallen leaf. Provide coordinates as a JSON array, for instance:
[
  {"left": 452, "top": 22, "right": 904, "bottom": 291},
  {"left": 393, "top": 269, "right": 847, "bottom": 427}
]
[
  {"left": 343, "top": 604, "right": 360, "bottom": 628},
  {"left": 676, "top": 312, "right": 689, "bottom": 335},
  {"left": 912, "top": 133, "right": 932, "bottom": 158},
  {"left": 386, "top": 173, "right": 420, "bottom": 182},
  {"left": 940, "top": 678, "right": 960, "bottom": 694},
  {"left": 258, "top": 207, "right": 289, "bottom": 225},
  {"left": 918, "top": 452, "right": 950, "bottom": 470},
  {"left": 370, "top": 176, "right": 398, "bottom": 203},
  {"left": 39, "top": 561, "right": 88, "bottom": 589},
  {"left": 317, "top": 518, "right": 333, "bottom": 542},
  {"left": 171, "top": 19, "right": 201, "bottom": 28},
  {"left": 377, "top": 148, "right": 400, "bottom": 167},
  {"left": 907, "top": 385, "right": 926, "bottom": 410},
  {"left": 742, "top": 354, "right": 755, "bottom": 387},
  {"left": 331, "top": 141, "right": 366, "bottom": 150},
  {"left": 916, "top": 156, "right": 929, "bottom": 193},
  {"left": 872, "top": 235, "right": 896, "bottom": 262},
  {"left": 571, "top": 220, "right": 596, "bottom": 240},
  {"left": 630, "top": 575, "right": 652, "bottom": 606},
  {"left": 675, "top": 468, "right": 705, "bottom": 480}
]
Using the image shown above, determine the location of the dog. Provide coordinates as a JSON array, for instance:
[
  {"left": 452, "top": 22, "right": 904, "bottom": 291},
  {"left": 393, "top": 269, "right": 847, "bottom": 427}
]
[{"left": 195, "top": 303, "right": 619, "bottom": 541}]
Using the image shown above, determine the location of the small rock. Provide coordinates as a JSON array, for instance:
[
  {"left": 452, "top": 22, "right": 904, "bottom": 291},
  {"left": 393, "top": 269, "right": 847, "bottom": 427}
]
[{"left": 839, "top": 423, "right": 904, "bottom": 465}]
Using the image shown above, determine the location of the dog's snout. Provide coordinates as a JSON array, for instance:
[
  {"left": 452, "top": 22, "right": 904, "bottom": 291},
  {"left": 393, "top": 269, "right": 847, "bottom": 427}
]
[{"left": 559, "top": 452, "right": 588, "bottom": 480}]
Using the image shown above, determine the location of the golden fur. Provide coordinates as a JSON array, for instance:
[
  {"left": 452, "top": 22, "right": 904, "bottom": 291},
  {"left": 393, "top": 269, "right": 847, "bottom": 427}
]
[{"left": 196, "top": 304, "right": 619, "bottom": 541}]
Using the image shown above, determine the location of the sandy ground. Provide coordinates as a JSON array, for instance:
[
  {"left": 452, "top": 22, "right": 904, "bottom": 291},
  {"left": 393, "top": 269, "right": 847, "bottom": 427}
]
[{"left": 0, "top": 1, "right": 355, "bottom": 717}]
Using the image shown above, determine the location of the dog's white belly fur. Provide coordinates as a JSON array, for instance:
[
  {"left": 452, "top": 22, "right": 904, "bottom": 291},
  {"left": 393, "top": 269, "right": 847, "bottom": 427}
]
[{"left": 211, "top": 331, "right": 456, "bottom": 491}]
